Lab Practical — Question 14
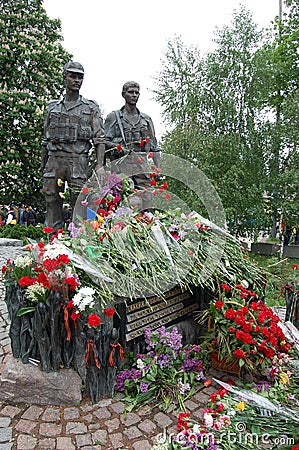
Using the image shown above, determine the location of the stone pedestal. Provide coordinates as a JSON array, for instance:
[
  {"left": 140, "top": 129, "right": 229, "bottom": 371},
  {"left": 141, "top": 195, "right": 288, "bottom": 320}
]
[{"left": 0, "top": 356, "right": 82, "bottom": 406}]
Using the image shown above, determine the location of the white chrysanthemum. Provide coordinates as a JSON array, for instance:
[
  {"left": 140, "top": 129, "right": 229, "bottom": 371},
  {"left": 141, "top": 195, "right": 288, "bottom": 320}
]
[
  {"left": 15, "top": 255, "right": 32, "bottom": 268},
  {"left": 25, "top": 283, "right": 46, "bottom": 303},
  {"left": 79, "top": 286, "right": 95, "bottom": 296},
  {"left": 44, "top": 242, "right": 70, "bottom": 259},
  {"left": 72, "top": 287, "right": 95, "bottom": 312}
]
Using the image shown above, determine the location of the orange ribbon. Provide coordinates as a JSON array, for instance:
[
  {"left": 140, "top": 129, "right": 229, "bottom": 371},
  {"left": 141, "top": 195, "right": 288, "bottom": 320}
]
[
  {"left": 85, "top": 339, "right": 101, "bottom": 369},
  {"left": 109, "top": 342, "right": 125, "bottom": 367},
  {"left": 62, "top": 302, "right": 71, "bottom": 342},
  {"left": 278, "top": 284, "right": 295, "bottom": 298}
]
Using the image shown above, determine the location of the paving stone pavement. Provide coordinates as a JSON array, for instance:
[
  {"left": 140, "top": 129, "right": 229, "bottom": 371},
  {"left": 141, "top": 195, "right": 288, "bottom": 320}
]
[
  {"left": 0, "top": 243, "right": 227, "bottom": 449},
  {"left": 0, "top": 242, "right": 286, "bottom": 449}
]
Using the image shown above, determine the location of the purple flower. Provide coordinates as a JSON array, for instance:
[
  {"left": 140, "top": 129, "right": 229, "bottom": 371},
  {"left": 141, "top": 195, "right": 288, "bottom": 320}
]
[
  {"left": 107, "top": 172, "right": 123, "bottom": 189},
  {"left": 144, "top": 326, "right": 183, "bottom": 355},
  {"left": 68, "top": 222, "right": 82, "bottom": 238},
  {"left": 180, "top": 357, "right": 203, "bottom": 373},
  {"left": 140, "top": 382, "right": 151, "bottom": 393},
  {"left": 252, "top": 380, "right": 272, "bottom": 393},
  {"left": 115, "top": 368, "right": 142, "bottom": 392}
]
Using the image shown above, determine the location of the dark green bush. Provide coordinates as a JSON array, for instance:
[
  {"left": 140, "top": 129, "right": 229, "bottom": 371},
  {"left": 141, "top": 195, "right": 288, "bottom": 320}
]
[{"left": 0, "top": 224, "right": 44, "bottom": 242}]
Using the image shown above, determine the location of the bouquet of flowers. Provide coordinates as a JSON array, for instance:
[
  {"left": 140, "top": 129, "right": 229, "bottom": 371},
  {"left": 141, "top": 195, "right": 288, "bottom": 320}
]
[
  {"left": 115, "top": 326, "right": 208, "bottom": 413},
  {"left": 167, "top": 377, "right": 299, "bottom": 450},
  {"left": 1, "top": 227, "right": 112, "bottom": 330},
  {"left": 201, "top": 282, "right": 292, "bottom": 373}
]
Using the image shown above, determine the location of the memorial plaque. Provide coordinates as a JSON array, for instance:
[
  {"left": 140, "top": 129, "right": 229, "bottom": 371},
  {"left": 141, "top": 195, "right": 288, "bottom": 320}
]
[{"left": 120, "top": 286, "right": 199, "bottom": 341}]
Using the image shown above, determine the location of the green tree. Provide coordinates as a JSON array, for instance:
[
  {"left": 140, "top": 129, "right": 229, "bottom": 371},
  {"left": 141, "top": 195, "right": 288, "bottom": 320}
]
[
  {"left": 155, "top": 8, "right": 270, "bottom": 236},
  {"left": 0, "top": 0, "right": 71, "bottom": 207},
  {"left": 258, "top": 0, "right": 299, "bottom": 234}
]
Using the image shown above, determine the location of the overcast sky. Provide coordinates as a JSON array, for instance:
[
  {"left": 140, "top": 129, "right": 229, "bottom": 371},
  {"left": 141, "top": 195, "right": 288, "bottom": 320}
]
[{"left": 43, "top": 0, "right": 280, "bottom": 139}]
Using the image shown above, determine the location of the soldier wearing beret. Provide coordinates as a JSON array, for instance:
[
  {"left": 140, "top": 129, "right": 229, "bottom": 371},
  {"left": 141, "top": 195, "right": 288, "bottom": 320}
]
[{"left": 41, "top": 61, "right": 105, "bottom": 231}]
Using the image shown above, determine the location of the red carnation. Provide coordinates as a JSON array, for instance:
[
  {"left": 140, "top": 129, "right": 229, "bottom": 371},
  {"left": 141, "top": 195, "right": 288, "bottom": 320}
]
[
  {"left": 217, "top": 403, "right": 225, "bottom": 412},
  {"left": 242, "top": 333, "right": 253, "bottom": 345},
  {"left": 221, "top": 284, "right": 231, "bottom": 291},
  {"left": 65, "top": 276, "right": 80, "bottom": 291},
  {"left": 37, "top": 272, "right": 51, "bottom": 288},
  {"left": 104, "top": 308, "right": 115, "bottom": 317},
  {"left": 242, "top": 322, "right": 252, "bottom": 333},
  {"left": 177, "top": 412, "right": 190, "bottom": 431},
  {"left": 70, "top": 311, "right": 80, "bottom": 321},
  {"left": 81, "top": 187, "right": 89, "bottom": 195},
  {"left": 218, "top": 388, "right": 228, "bottom": 398},
  {"left": 67, "top": 300, "right": 74, "bottom": 309},
  {"left": 210, "top": 393, "right": 218, "bottom": 403},
  {"left": 224, "top": 309, "right": 236, "bottom": 320},
  {"left": 88, "top": 314, "right": 101, "bottom": 327},
  {"left": 257, "top": 312, "right": 267, "bottom": 324},
  {"left": 215, "top": 300, "right": 224, "bottom": 309},
  {"left": 233, "top": 349, "right": 245, "bottom": 359},
  {"left": 18, "top": 276, "right": 37, "bottom": 286},
  {"left": 57, "top": 254, "right": 70, "bottom": 265},
  {"left": 43, "top": 227, "right": 54, "bottom": 234}
]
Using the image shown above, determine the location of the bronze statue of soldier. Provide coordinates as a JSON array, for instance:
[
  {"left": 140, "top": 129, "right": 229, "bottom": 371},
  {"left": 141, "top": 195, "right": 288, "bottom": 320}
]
[
  {"left": 104, "top": 81, "right": 160, "bottom": 210},
  {"left": 41, "top": 61, "right": 105, "bottom": 231}
]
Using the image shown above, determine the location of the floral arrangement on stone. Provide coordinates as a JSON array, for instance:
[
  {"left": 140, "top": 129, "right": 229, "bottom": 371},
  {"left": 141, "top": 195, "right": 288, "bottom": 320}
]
[
  {"left": 200, "top": 282, "right": 292, "bottom": 374},
  {"left": 1, "top": 228, "right": 118, "bottom": 397},
  {"left": 2, "top": 231, "right": 113, "bottom": 329},
  {"left": 61, "top": 171, "right": 263, "bottom": 304},
  {"left": 114, "top": 326, "right": 209, "bottom": 413}
]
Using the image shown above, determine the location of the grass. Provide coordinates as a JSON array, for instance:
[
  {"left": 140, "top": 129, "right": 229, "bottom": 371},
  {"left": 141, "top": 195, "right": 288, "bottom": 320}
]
[{"left": 247, "top": 252, "right": 299, "bottom": 307}]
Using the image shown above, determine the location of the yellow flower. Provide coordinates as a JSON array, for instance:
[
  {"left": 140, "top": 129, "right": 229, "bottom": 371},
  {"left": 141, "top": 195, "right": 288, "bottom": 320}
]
[
  {"left": 279, "top": 372, "right": 289, "bottom": 385},
  {"left": 237, "top": 401, "right": 245, "bottom": 411},
  {"left": 59, "top": 192, "right": 65, "bottom": 199},
  {"left": 57, "top": 178, "right": 64, "bottom": 187},
  {"left": 96, "top": 215, "right": 104, "bottom": 224}
]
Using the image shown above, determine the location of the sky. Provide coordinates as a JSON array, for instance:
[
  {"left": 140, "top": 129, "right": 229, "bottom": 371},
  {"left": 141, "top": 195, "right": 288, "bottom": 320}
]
[{"left": 43, "top": 0, "right": 280, "bottom": 139}]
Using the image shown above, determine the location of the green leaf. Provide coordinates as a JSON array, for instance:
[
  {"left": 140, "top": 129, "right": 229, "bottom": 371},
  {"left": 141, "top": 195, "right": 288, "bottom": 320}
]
[{"left": 16, "top": 307, "right": 36, "bottom": 317}]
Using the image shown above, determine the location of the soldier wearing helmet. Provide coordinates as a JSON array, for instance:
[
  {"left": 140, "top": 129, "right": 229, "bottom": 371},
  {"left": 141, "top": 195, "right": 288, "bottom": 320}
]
[{"left": 41, "top": 61, "right": 105, "bottom": 231}]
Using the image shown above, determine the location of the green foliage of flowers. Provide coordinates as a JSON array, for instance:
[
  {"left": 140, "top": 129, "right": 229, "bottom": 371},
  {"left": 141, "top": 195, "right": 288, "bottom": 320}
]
[{"left": 115, "top": 326, "right": 209, "bottom": 413}]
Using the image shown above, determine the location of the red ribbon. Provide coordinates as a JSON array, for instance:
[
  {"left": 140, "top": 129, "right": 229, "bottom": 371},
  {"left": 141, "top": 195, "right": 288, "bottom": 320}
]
[
  {"left": 109, "top": 342, "right": 125, "bottom": 367},
  {"left": 85, "top": 339, "right": 101, "bottom": 369}
]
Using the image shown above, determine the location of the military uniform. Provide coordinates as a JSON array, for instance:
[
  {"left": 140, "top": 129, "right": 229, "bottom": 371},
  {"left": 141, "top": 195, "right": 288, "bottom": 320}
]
[
  {"left": 42, "top": 95, "right": 105, "bottom": 229},
  {"left": 104, "top": 106, "right": 158, "bottom": 209}
]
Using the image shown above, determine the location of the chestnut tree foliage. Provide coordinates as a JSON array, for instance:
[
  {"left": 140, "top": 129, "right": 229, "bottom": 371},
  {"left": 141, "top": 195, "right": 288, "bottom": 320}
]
[
  {"left": 0, "top": 0, "right": 71, "bottom": 206},
  {"left": 155, "top": 1, "right": 299, "bottom": 236}
]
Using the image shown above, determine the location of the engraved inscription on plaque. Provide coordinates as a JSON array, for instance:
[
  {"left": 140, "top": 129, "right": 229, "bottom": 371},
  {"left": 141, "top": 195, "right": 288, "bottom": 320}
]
[{"left": 124, "top": 287, "right": 199, "bottom": 341}]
